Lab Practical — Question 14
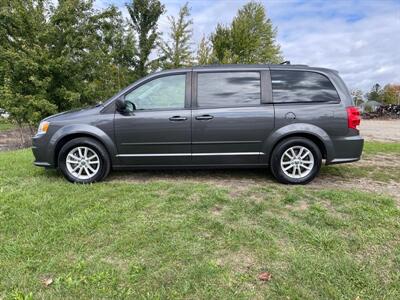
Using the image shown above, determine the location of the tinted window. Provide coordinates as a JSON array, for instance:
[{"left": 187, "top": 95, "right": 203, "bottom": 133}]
[
  {"left": 197, "top": 72, "right": 260, "bottom": 107},
  {"left": 271, "top": 70, "right": 339, "bottom": 103},
  {"left": 125, "top": 74, "right": 185, "bottom": 110}
]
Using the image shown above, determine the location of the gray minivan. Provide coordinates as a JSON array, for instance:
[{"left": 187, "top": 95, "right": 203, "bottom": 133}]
[{"left": 32, "top": 64, "right": 363, "bottom": 184}]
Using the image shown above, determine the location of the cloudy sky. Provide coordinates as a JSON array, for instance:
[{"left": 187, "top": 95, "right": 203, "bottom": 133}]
[{"left": 95, "top": 0, "right": 400, "bottom": 92}]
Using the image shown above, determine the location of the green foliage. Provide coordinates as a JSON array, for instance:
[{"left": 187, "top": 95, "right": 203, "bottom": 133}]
[
  {"left": 159, "top": 3, "right": 193, "bottom": 69},
  {"left": 210, "top": 1, "right": 282, "bottom": 64},
  {"left": 0, "top": 0, "right": 57, "bottom": 125},
  {"left": 126, "top": 0, "right": 165, "bottom": 77},
  {"left": 381, "top": 84, "right": 400, "bottom": 105},
  {"left": 0, "top": 0, "right": 137, "bottom": 125},
  {"left": 366, "top": 83, "right": 382, "bottom": 103},
  {"left": 196, "top": 35, "right": 213, "bottom": 65}
]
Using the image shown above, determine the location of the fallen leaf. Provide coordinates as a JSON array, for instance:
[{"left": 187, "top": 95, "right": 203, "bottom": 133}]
[
  {"left": 42, "top": 277, "right": 53, "bottom": 287},
  {"left": 258, "top": 272, "right": 272, "bottom": 282}
]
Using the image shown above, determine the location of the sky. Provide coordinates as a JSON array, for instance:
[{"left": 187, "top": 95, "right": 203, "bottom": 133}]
[{"left": 95, "top": 0, "right": 400, "bottom": 92}]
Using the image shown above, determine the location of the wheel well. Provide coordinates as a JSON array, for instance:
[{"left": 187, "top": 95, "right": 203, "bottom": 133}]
[
  {"left": 54, "top": 133, "right": 111, "bottom": 168},
  {"left": 272, "top": 133, "right": 327, "bottom": 159}
]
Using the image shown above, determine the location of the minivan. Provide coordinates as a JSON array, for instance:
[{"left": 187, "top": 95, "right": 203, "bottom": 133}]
[{"left": 32, "top": 64, "right": 363, "bottom": 184}]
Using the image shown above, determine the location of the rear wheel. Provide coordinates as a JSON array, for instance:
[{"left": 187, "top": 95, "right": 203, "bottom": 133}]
[
  {"left": 270, "top": 137, "right": 322, "bottom": 184},
  {"left": 58, "top": 137, "right": 110, "bottom": 183}
]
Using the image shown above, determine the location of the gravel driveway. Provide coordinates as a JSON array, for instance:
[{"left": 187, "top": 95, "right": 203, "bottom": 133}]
[{"left": 360, "top": 119, "right": 400, "bottom": 142}]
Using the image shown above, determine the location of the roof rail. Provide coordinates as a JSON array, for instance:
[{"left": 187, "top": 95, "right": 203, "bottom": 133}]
[{"left": 280, "top": 61, "right": 291, "bottom": 65}]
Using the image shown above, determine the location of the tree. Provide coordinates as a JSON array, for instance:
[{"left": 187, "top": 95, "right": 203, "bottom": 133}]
[
  {"left": 0, "top": 0, "right": 137, "bottom": 128},
  {"left": 0, "top": 0, "right": 56, "bottom": 129},
  {"left": 367, "top": 83, "right": 383, "bottom": 102},
  {"left": 210, "top": 24, "right": 234, "bottom": 63},
  {"left": 196, "top": 35, "right": 213, "bottom": 65},
  {"left": 210, "top": 1, "right": 282, "bottom": 64},
  {"left": 351, "top": 89, "right": 364, "bottom": 106},
  {"left": 127, "top": 0, "right": 165, "bottom": 77},
  {"left": 382, "top": 84, "right": 400, "bottom": 105},
  {"left": 159, "top": 3, "right": 193, "bottom": 69}
]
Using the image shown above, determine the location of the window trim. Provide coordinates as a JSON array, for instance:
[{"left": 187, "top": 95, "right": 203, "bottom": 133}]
[
  {"left": 193, "top": 70, "right": 265, "bottom": 109},
  {"left": 124, "top": 72, "right": 190, "bottom": 112},
  {"left": 270, "top": 69, "right": 341, "bottom": 104},
  {"left": 102, "top": 71, "right": 191, "bottom": 113}
]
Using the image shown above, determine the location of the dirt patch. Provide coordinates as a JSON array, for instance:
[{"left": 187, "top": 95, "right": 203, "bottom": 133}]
[
  {"left": 286, "top": 200, "right": 309, "bottom": 211},
  {"left": 356, "top": 153, "right": 399, "bottom": 167},
  {"left": 211, "top": 205, "right": 224, "bottom": 216},
  {"left": 310, "top": 176, "right": 400, "bottom": 204},
  {"left": 108, "top": 153, "right": 400, "bottom": 206},
  {"left": 360, "top": 120, "right": 400, "bottom": 142},
  {"left": 0, "top": 127, "right": 33, "bottom": 151},
  {"left": 215, "top": 250, "right": 256, "bottom": 273}
]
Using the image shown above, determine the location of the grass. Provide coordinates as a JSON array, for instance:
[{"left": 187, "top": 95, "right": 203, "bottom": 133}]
[
  {"left": 0, "top": 118, "right": 15, "bottom": 132},
  {"left": 0, "top": 143, "right": 399, "bottom": 299},
  {"left": 321, "top": 141, "right": 400, "bottom": 182},
  {"left": 363, "top": 141, "right": 400, "bottom": 155}
]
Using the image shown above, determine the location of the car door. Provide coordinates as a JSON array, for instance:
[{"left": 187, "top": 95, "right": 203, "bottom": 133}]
[
  {"left": 114, "top": 72, "right": 192, "bottom": 166},
  {"left": 192, "top": 70, "right": 275, "bottom": 165}
]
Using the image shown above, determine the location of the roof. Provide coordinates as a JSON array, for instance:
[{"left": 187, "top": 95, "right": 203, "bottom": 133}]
[{"left": 162, "top": 64, "right": 338, "bottom": 74}]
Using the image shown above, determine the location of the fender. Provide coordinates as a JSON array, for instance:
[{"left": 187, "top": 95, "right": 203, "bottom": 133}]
[
  {"left": 49, "top": 124, "right": 118, "bottom": 165},
  {"left": 262, "top": 123, "right": 335, "bottom": 164}
]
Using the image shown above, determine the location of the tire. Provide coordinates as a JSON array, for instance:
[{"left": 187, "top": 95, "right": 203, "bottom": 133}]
[
  {"left": 270, "top": 137, "right": 322, "bottom": 184},
  {"left": 58, "top": 137, "right": 111, "bottom": 183}
]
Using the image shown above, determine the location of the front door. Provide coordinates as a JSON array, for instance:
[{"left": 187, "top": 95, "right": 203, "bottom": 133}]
[
  {"left": 192, "top": 71, "right": 274, "bottom": 165},
  {"left": 114, "top": 73, "right": 191, "bottom": 166}
]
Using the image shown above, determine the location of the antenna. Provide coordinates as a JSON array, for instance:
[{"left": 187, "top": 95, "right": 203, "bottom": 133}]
[{"left": 280, "top": 61, "right": 291, "bottom": 65}]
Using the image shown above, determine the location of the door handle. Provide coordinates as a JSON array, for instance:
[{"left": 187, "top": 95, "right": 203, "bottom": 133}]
[
  {"left": 195, "top": 114, "right": 214, "bottom": 120},
  {"left": 169, "top": 116, "right": 187, "bottom": 121}
]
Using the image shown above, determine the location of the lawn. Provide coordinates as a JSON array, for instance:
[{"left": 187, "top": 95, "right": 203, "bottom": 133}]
[
  {"left": 0, "top": 142, "right": 399, "bottom": 299},
  {"left": 0, "top": 119, "right": 15, "bottom": 132}
]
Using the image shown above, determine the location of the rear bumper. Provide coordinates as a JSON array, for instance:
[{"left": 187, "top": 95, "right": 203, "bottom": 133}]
[{"left": 326, "top": 135, "right": 364, "bottom": 165}]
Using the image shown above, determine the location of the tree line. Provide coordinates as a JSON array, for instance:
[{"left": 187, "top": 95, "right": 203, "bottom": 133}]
[
  {"left": 352, "top": 83, "right": 400, "bottom": 107},
  {"left": 0, "top": 0, "right": 282, "bottom": 128}
]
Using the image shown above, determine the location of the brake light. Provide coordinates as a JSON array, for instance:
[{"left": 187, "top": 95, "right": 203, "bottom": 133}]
[{"left": 346, "top": 106, "right": 361, "bottom": 129}]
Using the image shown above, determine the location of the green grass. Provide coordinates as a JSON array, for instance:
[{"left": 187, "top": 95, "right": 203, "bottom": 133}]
[
  {"left": 0, "top": 118, "right": 15, "bottom": 132},
  {"left": 363, "top": 141, "right": 400, "bottom": 155},
  {"left": 1, "top": 145, "right": 400, "bottom": 299}
]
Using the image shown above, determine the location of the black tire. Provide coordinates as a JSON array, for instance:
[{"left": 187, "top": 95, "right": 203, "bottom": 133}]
[
  {"left": 58, "top": 137, "right": 111, "bottom": 183},
  {"left": 270, "top": 137, "right": 322, "bottom": 184}
]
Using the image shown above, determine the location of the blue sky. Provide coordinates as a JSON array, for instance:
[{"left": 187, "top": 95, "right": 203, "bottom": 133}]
[{"left": 95, "top": 0, "right": 400, "bottom": 92}]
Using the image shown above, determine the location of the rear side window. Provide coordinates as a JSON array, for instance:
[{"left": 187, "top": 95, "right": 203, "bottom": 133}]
[
  {"left": 271, "top": 70, "right": 339, "bottom": 103},
  {"left": 197, "top": 72, "right": 260, "bottom": 107}
]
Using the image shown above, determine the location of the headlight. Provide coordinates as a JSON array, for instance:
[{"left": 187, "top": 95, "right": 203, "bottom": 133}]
[{"left": 37, "top": 121, "right": 50, "bottom": 135}]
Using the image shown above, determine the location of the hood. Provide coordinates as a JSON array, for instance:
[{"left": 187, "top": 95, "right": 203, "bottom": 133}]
[{"left": 43, "top": 104, "right": 103, "bottom": 122}]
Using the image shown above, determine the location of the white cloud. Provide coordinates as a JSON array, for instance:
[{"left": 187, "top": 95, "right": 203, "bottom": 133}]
[{"left": 96, "top": 0, "right": 400, "bottom": 91}]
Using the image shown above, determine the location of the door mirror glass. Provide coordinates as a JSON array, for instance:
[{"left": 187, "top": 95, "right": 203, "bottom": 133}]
[{"left": 125, "top": 74, "right": 186, "bottom": 110}]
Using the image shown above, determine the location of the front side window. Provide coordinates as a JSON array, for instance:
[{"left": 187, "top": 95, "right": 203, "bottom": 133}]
[
  {"left": 197, "top": 72, "right": 261, "bottom": 107},
  {"left": 271, "top": 70, "right": 339, "bottom": 103},
  {"left": 125, "top": 74, "right": 186, "bottom": 110}
]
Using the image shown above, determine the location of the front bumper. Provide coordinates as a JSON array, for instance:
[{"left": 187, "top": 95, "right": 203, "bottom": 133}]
[{"left": 32, "top": 134, "right": 54, "bottom": 168}]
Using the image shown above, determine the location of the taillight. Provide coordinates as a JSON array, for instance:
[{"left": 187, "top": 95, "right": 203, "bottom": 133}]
[{"left": 346, "top": 106, "right": 361, "bottom": 129}]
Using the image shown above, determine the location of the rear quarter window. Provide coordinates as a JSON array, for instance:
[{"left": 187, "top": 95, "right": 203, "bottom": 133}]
[{"left": 271, "top": 70, "right": 340, "bottom": 103}]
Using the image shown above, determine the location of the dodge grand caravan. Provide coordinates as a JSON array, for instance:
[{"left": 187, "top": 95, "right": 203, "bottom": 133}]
[{"left": 32, "top": 64, "right": 363, "bottom": 184}]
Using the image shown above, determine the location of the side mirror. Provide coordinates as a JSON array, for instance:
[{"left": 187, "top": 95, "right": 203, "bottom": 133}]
[{"left": 115, "top": 97, "right": 127, "bottom": 112}]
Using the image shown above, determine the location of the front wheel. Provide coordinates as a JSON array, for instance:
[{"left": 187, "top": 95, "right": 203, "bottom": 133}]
[
  {"left": 270, "top": 137, "right": 322, "bottom": 184},
  {"left": 58, "top": 137, "right": 111, "bottom": 183}
]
